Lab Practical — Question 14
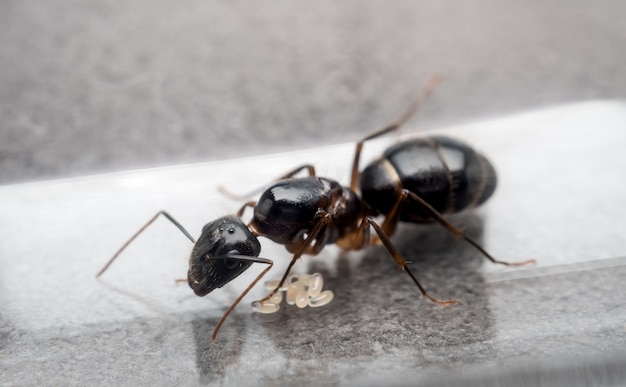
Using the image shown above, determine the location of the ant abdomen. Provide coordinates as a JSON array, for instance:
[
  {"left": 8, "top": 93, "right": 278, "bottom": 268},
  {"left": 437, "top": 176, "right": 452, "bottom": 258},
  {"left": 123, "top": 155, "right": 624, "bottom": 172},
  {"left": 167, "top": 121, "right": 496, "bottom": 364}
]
[{"left": 359, "top": 135, "right": 497, "bottom": 221}]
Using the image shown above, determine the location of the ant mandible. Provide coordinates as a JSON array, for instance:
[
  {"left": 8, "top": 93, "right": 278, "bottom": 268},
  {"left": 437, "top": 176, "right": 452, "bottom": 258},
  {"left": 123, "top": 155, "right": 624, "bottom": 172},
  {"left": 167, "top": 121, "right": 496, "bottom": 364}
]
[{"left": 97, "top": 75, "right": 535, "bottom": 341}]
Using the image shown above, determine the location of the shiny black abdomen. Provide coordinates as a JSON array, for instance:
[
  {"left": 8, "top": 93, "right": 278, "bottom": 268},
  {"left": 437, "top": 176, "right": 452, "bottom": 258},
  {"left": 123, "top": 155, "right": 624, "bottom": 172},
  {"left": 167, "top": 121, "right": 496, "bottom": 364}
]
[{"left": 359, "top": 135, "right": 497, "bottom": 222}]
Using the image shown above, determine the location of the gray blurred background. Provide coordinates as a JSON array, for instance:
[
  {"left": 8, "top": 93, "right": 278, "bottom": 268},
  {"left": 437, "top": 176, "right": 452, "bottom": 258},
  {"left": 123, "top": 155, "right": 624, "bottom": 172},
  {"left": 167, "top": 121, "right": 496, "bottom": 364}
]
[{"left": 1, "top": 0, "right": 625, "bottom": 184}]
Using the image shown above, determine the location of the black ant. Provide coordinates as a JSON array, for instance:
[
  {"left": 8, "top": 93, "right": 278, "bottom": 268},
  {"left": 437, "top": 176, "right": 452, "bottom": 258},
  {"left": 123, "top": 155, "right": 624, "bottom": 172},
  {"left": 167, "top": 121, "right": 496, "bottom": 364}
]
[{"left": 96, "top": 75, "right": 535, "bottom": 341}]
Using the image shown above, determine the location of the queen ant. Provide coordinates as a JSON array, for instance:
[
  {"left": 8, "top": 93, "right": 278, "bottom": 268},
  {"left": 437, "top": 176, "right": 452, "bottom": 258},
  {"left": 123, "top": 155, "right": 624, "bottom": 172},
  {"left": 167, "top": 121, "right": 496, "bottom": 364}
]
[{"left": 97, "top": 75, "right": 534, "bottom": 341}]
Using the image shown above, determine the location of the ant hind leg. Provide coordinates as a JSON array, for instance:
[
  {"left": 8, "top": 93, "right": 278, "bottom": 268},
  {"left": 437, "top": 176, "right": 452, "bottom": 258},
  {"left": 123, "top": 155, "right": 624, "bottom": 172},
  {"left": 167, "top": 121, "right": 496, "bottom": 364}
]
[
  {"left": 350, "top": 75, "right": 443, "bottom": 191},
  {"left": 401, "top": 190, "right": 536, "bottom": 267}
]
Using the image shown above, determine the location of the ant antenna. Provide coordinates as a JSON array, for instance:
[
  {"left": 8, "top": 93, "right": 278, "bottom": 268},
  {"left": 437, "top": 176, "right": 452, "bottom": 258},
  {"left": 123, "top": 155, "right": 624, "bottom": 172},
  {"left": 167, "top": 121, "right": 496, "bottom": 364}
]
[{"left": 96, "top": 211, "right": 196, "bottom": 278}]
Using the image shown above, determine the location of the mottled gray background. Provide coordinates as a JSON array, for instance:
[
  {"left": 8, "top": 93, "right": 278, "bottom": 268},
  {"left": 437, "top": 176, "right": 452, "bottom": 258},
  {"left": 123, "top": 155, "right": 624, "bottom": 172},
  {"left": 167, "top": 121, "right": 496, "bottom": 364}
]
[{"left": 1, "top": 0, "right": 625, "bottom": 183}]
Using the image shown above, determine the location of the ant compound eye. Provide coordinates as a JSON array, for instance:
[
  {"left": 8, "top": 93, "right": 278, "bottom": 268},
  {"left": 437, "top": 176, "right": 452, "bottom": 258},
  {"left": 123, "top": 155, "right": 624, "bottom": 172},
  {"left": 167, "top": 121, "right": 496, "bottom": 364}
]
[
  {"left": 224, "top": 259, "right": 239, "bottom": 269},
  {"left": 224, "top": 250, "right": 241, "bottom": 269}
]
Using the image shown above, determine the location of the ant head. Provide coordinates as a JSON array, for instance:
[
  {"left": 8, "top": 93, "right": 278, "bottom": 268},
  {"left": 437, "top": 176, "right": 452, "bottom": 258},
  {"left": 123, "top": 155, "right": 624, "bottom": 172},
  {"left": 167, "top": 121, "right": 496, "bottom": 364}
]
[{"left": 187, "top": 215, "right": 261, "bottom": 297}]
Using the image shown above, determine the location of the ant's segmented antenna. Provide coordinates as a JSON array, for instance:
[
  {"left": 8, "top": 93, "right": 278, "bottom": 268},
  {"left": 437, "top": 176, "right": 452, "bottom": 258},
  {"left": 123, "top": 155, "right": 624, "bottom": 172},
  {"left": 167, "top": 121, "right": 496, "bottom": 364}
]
[{"left": 97, "top": 211, "right": 196, "bottom": 278}]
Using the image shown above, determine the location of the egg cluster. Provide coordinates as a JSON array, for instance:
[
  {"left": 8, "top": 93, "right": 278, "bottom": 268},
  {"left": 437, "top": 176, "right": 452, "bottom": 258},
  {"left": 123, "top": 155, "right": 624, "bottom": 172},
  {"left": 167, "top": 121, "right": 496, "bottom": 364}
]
[{"left": 251, "top": 273, "right": 334, "bottom": 314}]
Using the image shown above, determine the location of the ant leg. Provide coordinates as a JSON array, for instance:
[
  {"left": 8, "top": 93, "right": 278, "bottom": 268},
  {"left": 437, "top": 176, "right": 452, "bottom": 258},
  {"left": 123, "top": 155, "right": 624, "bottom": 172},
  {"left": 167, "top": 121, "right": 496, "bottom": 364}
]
[
  {"left": 236, "top": 201, "right": 257, "bottom": 217},
  {"left": 210, "top": 255, "right": 274, "bottom": 342},
  {"left": 256, "top": 213, "right": 333, "bottom": 303},
  {"left": 377, "top": 192, "right": 404, "bottom": 239},
  {"left": 96, "top": 211, "right": 196, "bottom": 278},
  {"left": 219, "top": 164, "right": 317, "bottom": 201},
  {"left": 350, "top": 75, "right": 443, "bottom": 191},
  {"left": 401, "top": 190, "right": 536, "bottom": 266},
  {"left": 361, "top": 217, "right": 457, "bottom": 305},
  {"left": 344, "top": 191, "right": 403, "bottom": 248},
  {"left": 263, "top": 164, "right": 316, "bottom": 180}
]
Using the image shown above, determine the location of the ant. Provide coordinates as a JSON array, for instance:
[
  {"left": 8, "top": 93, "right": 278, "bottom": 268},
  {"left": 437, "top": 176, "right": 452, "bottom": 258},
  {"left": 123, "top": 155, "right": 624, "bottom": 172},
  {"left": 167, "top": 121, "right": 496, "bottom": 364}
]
[{"left": 97, "top": 75, "right": 535, "bottom": 341}]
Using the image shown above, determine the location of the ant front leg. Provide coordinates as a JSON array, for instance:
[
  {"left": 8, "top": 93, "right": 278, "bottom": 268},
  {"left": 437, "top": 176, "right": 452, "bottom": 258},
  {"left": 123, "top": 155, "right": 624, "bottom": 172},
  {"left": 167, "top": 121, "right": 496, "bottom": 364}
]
[
  {"left": 256, "top": 213, "right": 333, "bottom": 304},
  {"left": 219, "top": 164, "right": 317, "bottom": 201},
  {"left": 211, "top": 254, "right": 274, "bottom": 342},
  {"left": 400, "top": 190, "right": 536, "bottom": 267}
]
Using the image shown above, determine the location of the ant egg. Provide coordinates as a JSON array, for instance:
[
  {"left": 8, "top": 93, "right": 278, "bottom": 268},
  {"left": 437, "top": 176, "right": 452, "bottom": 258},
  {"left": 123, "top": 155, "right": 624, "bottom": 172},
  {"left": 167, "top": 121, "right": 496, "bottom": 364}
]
[
  {"left": 253, "top": 272, "right": 334, "bottom": 314},
  {"left": 309, "top": 290, "right": 334, "bottom": 308},
  {"left": 265, "top": 279, "right": 289, "bottom": 292},
  {"left": 286, "top": 281, "right": 302, "bottom": 305},
  {"left": 299, "top": 274, "right": 312, "bottom": 286},
  {"left": 264, "top": 279, "right": 280, "bottom": 291},
  {"left": 251, "top": 301, "right": 280, "bottom": 314},
  {"left": 295, "top": 288, "right": 309, "bottom": 308},
  {"left": 308, "top": 273, "right": 323, "bottom": 297},
  {"left": 269, "top": 290, "right": 283, "bottom": 304}
]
